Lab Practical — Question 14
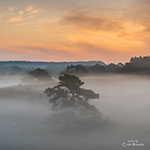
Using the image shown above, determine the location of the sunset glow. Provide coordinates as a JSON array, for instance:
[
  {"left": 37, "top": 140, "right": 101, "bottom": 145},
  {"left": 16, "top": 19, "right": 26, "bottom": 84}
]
[{"left": 1, "top": 0, "right": 150, "bottom": 63}]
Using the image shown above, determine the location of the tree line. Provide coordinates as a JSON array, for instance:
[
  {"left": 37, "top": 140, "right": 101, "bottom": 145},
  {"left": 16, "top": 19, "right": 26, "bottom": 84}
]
[
  {"left": 1, "top": 55, "right": 150, "bottom": 77},
  {"left": 64, "top": 55, "right": 150, "bottom": 75}
]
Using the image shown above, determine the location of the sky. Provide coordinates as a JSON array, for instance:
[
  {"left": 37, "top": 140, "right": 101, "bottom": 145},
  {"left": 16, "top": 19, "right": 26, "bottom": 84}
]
[{"left": 0, "top": 0, "right": 150, "bottom": 63}]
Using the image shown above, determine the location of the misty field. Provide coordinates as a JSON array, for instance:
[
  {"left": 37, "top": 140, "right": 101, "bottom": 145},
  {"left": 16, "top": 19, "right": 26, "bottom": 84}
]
[{"left": 0, "top": 74, "right": 150, "bottom": 150}]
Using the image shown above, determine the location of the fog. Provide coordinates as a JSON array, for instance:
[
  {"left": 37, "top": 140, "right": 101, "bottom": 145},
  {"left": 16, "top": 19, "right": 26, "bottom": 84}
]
[
  {"left": 0, "top": 76, "right": 21, "bottom": 88},
  {"left": 0, "top": 74, "right": 150, "bottom": 150}
]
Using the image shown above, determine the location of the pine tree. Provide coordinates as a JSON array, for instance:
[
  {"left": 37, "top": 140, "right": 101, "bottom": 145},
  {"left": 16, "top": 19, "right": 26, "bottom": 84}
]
[{"left": 45, "top": 74, "right": 108, "bottom": 129}]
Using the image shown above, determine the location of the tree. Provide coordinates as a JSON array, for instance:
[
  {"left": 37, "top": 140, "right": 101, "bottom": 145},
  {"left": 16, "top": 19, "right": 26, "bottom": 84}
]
[
  {"left": 65, "top": 65, "right": 89, "bottom": 75},
  {"left": 129, "top": 55, "right": 150, "bottom": 71},
  {"left": 10, "top": 66, "right": 22, "bottom": 75},
  {"left": 45, "top": 74, "right": 108, "bottom": 130},
  {"left": 28, "top": 68, "right": 49, "bottom": 79},
  {"left": 21, "top": 68, "right": 52, "bottom": 83},
  {"left": 87, "top": 64, "right": 105, "bottom": 74}
]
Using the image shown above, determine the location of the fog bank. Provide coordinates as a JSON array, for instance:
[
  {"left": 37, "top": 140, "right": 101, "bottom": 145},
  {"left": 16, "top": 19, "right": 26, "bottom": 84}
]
[{"left": 0, "top": 74, "right": 150, "bottom": 150}]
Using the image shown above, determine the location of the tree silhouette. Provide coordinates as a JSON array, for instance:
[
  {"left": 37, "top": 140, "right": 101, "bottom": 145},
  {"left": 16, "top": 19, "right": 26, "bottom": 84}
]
[
  {"left": 21, "top": 68, "right": 52, "bottom": 83},
  {"left": 65, "top": 65, "right": 89, "bottom": 75},
  {"left": 87, "top": 64, "right": 105, "bottom": 74},
  {"left": 45, "top": 74, "right": 108, "bottom": 130},
  {"left": 129, "top": 56, "right": 150, "bottom": 70},
  {"left": 10, "top": 66, "right": 22, "bottom": 75},
  {"left": 28, "top": 68, "right": 49, "bottom": 79}
]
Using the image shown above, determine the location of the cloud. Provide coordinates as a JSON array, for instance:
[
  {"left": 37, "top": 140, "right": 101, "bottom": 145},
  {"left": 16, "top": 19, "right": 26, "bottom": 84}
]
[
  {"left": 61, "top": 8, "right": 150, "bottom": 44},
  {"left": 18, "top": 11, "right": 24, "bottom": 15},
  {"left": 61, "top": 11, "right": 124, "bottom": 33},
  {"left": 0, "top": 46, "right": 43, "bottom": 55},
  {"left": 124, "top": 0, "right": 150, "bottom": 29},
  {"left": 5, "top": 4, "right": 44, "bottom": 23},
  {"left": 42, "top": 8, "right": 147, "bottom": 57},
  {"left": 0, "top": 45, "right": 82, "bottom": 62},
  {"left": 8, "top": 16, "right": 23, "bottom": 22},
  {"left": 115, "top": 0, "right": 150, "bottom": 43},
  {"left": 8, "top": 7, "right": 14, "bottom": 12},
  {"left": 17, "top": 44, "right": 88, "bottom": 61},
  {"left": 58, "top": 3, "right": 150, "bottom": 45},
  {"left": 26, "top": 5, "right": 35, "bottom": 12},
  {"left": 28, "top": 9, "right": 38, "bottom": 15},
  {"left": 18, "top": 45, "right": 77, "bottom": 56},
  {"left": 73, "top": 41, "right": 142, "bottom": 63},
  {"left": 13, "top": 22, "right": 35, "bottom": 26}
]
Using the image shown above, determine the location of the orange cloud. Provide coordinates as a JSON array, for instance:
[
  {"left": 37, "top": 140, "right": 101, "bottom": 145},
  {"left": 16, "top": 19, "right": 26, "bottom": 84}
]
[
  {"left": 28, "top": 9, "right": 38, "bottom": 15},
  {"left": 119, "top": 0, "right": 150, "bottom": 42},
  {"left": 2, "top": 0, "right": 150, "bottom": 63},
  {"left": 18, "top": 11, "right": 24, "bottom": 15},
  {"left": 5, "top": 4, "right": 45, "bottom": 23},
  {"left": 8, "top": 7, "right": 14, "bottom": 12},
  {"left": 62, "top": 12, "right": 124, "bottom": 33},
  {"left": 26, "top": 5, "right": 35, "bottom": 12},
  {"left": 8, "top": 16, "right": 23, "bottom": 22}
]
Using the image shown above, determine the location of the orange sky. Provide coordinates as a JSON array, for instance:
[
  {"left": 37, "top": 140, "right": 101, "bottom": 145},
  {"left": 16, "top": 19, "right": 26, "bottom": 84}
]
[{"left": 0, "top": 0, "right": 150, "bottom": 64}]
